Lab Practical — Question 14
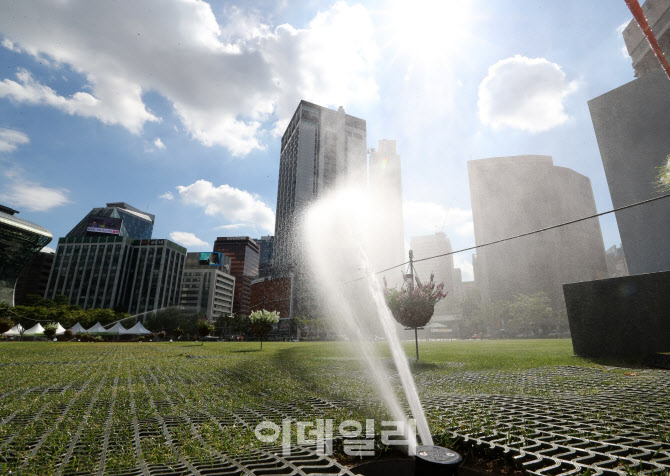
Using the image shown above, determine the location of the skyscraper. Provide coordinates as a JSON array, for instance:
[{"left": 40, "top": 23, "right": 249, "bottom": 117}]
[
  {"left": 274, "top": 100, "right": 367, "bottom": 270},
  {"left": 254, "top": 235, "right": 274, "bottom": 278},
  {"left": 369, "top": 140, "right": 405, "bottom": 285},
  {"left": 45, "top": 203, "right": 185, "bottom": 313},
  {"left": 588, "top": 0, "right": 670, "bottom": 275},
  {"left": 468, "top": 156, "right": 608, "bottom": 310},
  {"left": 0, "top": 204, "right": 52, "bottom": 305},
  {"left": 213, "top": 237, "right": 260, "bottom": 315}
]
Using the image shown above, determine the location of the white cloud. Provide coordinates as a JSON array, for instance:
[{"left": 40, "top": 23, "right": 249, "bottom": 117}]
[
  {"left": 453, "top": 254, "right": 474, "bottom": 281},
  {"left": 214, "top": 223, "right": 246, "bottom": 230},
  {"left": 153, "top": 138, "right": 166, "bottom": 150},
  {"left": 169, "top": 231, "right": 209, "bottom": 249},
  {"left": 0, "top": 1, "right": 379, "bottom": 156},
  {"left": 41, "top": 246, "right": 56, "bottom": 254},
  {"left": 478, "top": 55, "right": 577, "bottom": 133},
  {"left": 0, "top": 128, "right": 29, "bottom": 153},
  {"left": 403, "top": 200, "right": 474, "bottom": 240},
  {"left": 616, "top": 20, "right": 632, "bottom": 59},
  {"left": 0, "top": 181, "right": 70, "bottom": 212},
  {"left": 177, "top": 179, "right": 275, "bottom": 232},
  {"left": 159, "top": 191, "right": 174, "bottom": 200}
]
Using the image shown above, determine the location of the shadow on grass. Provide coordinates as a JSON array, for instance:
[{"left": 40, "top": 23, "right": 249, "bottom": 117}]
[{"left": 232, "top": 349, "right": 261, "bottom": 353}]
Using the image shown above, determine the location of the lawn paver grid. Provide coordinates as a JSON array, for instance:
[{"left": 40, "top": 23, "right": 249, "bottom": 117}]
[{"left": 0, "top": 342, "right": 667, "bottom": 476}]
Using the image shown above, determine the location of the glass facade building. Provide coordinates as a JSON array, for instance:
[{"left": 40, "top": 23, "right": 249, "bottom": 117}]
[
  {"left": 67, "top": 202, "right": 154, "bottom": 240},
  {"left": 255, "top": 235, "right": 274, "bottom": 278},
  {"left": 0, "top": 205, "right": 52, "bottom": 305},
  {"left": 45, "top": 236, "right": 186, "bottom": 313}
]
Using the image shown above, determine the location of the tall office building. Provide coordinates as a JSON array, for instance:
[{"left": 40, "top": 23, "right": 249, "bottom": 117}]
[
  {"left": 255, "top": 235, "right": 274, "bottom": 278},
  {"left": 0, "top": 204, "right": 52, "bottom": 305},
  {"left": 468, "top": 156, "right": 608, "bottom": 309},
  {"left": 274, "top": 100, "right": 367, "bottom": 270},
  {"left": 410, "top": 232, "right": 456, "bottom": 314},
  {"left": 213, "top": 237, "right": 260, "bottom": 315},
  {"left": 369, "top": 140, "right": 405, "bottom": 286},
  {"left": 45, "top": 236, "right": 185, "bottom": 313},
  {"left": 180, "top": 252, "right": 235, "bottom": 318},
  {"left": 45, "top": 203, "right": 185, "bottom": 313},
  {"left": 588, "top": 0, "right": 670, "bottom": 275}
]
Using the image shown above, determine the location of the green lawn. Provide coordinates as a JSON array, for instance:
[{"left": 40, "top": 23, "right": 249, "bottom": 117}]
[{"left": 0, "top": 340, "right": 666, "bottom": 475}]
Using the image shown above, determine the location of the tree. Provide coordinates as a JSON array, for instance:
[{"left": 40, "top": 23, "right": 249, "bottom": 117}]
[
  {"left": 0, "top": 317, "right": 14, "bottom": 334},
  {"left": 249, "top": 309, "right": 279, "bottom": 350},
  {"left": 196, "top": 319, "right": 215, "bottom": 339},
  {"left": 384, "top": 273, "right": 446, "bottom": 359},
  {"left": 173, "top": 328, "right": 184, "bottom": 339},
  {"left": 507, "top": 293, "right": 554, "bottom": 336},
  {"left": 43, "top": 322, "right": 58, "bottom": 340}
]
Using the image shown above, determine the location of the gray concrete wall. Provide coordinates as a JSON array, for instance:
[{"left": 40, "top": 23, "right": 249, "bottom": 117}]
[
  {"left": 564, "top": 271, "right": 670, "bottom": 358},
  {"left": 588, "top": 69, "right": 670, "bottom": 276}
]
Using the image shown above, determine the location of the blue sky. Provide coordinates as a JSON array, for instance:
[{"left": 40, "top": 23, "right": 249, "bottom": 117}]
[{"left": 0, "top": 0, "right": 637, "bottom": 280}]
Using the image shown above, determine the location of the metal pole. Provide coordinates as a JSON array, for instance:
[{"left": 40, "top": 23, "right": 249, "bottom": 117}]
[{"left": 415, "top": 327, "right": 419, "bottom": 360}]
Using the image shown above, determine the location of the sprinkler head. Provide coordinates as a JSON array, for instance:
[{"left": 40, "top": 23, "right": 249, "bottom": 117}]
[{"left": 415, "top": 445, "right": 461, "bottom": 476}]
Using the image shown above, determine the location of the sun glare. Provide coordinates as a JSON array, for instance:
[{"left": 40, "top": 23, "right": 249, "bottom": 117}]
[{"left": 382, "top": 0, "right": 474, "bottom": 67}]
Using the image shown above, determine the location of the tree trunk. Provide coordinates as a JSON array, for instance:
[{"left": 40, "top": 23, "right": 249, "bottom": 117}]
[
  {"left": 260, "top": 337, "right": 263, "bottom": 350},
  {"left": 415, "top": 327, "right": 419, "bottom": 360}
]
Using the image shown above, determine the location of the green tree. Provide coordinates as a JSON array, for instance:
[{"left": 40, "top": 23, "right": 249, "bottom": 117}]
[
  {"left": 249, "top": 309, "right": 279, "bottom": 349},
  {"left": 196, "top": 319, "right": 215, "bottom": 338},
  {"left": 43, "top": 322, "right": 58, "bottom": 340},
  {"left": 506, "top": 293, "right": 554, "bottom": 336}
]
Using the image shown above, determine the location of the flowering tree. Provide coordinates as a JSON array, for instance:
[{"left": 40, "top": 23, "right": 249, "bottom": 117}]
[
  {"left": 384, "top": 273, "right": 447, "bottom": 359},
  {"left": 249, "top": 309, "right": 280, "bottom": 350}
]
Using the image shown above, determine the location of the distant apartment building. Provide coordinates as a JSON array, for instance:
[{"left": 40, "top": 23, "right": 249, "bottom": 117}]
[
  {"left": 213, "top": 236, "right": 260, "bottom": 315},
  {"left": 468, "top": 156, "right": 608, "bottom": 309},
  {"left": 180, "top": 252, "right": 235, "bottom": 318},
  {"left": 369, "top": 140, "right": 405, "bottom": 287},
  {"left": 255, "top": 235, "right": 274, "bottom": 278},
  {"left": 0, "top": 204, "right": 52, "bottom": 305},
  {"left": 588, "top": 0, "right": 670, "bottom": 275},
  {"left": 45, "top": 202, "right": 185, "bottom": 313},
  {"left": 14, "top": 251, "right": 55, "bottom": 305}
]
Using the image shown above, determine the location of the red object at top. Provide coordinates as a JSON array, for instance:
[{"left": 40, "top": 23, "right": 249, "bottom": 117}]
[{"left": 625, "top": 0, "right": 670, "bottom": 79}]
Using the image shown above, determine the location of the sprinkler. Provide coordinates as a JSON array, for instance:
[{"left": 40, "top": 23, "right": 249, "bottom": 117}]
[{"left": 415, "top": 445, "right": 461, "bottom": 476}]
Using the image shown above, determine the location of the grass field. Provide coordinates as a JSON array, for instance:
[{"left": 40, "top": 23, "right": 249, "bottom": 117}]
[{"left": 0, "top": 339, "right": 668, "bottom": 475}]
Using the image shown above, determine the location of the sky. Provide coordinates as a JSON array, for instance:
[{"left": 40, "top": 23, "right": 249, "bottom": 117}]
[{"left": 0, "top": 0, "right": 639, "bottom": 281}]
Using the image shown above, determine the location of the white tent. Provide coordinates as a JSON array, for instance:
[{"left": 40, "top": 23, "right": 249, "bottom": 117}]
[
  {"left": 125, "top": 322, "right": 151, "bottom": 335},
  {"left": 23, "top": 323, "right": 45, "bottom": 335},
  {"left": 105, "top": 322, "right": 129, "bottom": 335},
  {"left": 70, "top": 322, "right": 86, "bottom": 334},
  {"left": 85, "top": 322, "right": 108, "bottom": 334},
  {"left": 3, "top": 324, "right": 24, "bottom": 336},
  {"left": 55, "top": 323, "right": 67, "bottom": 335}
]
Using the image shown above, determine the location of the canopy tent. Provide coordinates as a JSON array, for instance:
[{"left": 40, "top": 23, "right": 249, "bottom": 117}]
[
  {"left": 70, "top": 322, "right": 86, "bottom": 334},
  {"left": 105, "top": 322, "right": 129, "bottom": 335},
  {"left": 23, "top": 323, "right": 45, "bottom": 335},
  {"left": 2, "top": 324, "right": 24, "bottom": 336},
  {"left": 85, "top": 322, "right": 108, "bottom": 334},
  {"left": 55, "top": 323, "right": 67, "bottom": 335},
  {"left": 125, "top": 322, "right": 151, "bottom": 335}
]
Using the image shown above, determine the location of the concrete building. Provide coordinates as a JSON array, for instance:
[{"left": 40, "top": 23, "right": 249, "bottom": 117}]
[
  {"left": 14, "top": 251, "right": 55, "bottom": 305},
  {"left": 180, "top": 252, "right": 235, "bottom": 318},
  {"left": 588, "top": 0, "right": 670, "bottom": 275},
  {"left": 369, "top": 140, "right": 405, "bottom": 286},
  {"left": 274, "top": 100, "right": 367, "bottom": 270},
  {"left": 45, "top": 203, "right": 185, "bottom": 313},
  {"left": 250, "top": 276, "right": 293, "bottom": 334},
  {"left": 0, "top": 204, "right": 52, "bottom": 305},
  {"left": 213, "top": 237, "right": 260, "bottom": 315},
  {"left": 468, "top": 156, "right": 608, "bottom": 310},
  {"left": 410, "top": 232, "right": 456, "bottom": 314}
]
